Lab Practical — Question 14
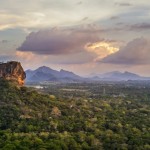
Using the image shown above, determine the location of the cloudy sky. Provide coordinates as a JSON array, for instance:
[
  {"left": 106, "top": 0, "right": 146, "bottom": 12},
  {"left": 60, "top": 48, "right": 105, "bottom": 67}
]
[{"left": 0, "top": 0, "right": 150, "bottom": 76}]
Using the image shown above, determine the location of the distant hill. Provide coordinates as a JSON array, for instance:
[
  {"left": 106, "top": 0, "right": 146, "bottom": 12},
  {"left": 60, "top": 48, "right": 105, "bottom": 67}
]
[
  {"left": 91, "top": 71, "right": 150, "bottom": 81},
  {"left": 26, "top": 66, "right": 83, "bottom": 83},
  {"left": 26, "top": 67, "right": 150, "bottom": 83}
]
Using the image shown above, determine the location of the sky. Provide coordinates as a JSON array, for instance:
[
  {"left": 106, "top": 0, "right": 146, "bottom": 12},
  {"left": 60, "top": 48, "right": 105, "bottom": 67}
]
[{"left": 0, "top": 0, "right": 150, "bottom": 76}]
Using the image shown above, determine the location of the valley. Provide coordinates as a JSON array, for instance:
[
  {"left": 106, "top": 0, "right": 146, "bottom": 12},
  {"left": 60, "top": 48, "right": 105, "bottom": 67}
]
[
  {"left": 0, "top": 62, "right": 149, "bottom": 149},
  {"left": 0, "top": 79, "right": 149, "bottom": 149}
]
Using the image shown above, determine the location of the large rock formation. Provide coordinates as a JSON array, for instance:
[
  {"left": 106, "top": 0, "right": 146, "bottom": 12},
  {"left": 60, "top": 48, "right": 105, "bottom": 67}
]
[{"left": 0, "top": 61, "right": 26, "bottom": 86}]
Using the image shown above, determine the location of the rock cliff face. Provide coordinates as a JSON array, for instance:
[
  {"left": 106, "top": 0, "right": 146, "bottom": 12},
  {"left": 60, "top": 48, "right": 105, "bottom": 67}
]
[{"left": 0, "top": 61, "right": 26, "bottom": 86}]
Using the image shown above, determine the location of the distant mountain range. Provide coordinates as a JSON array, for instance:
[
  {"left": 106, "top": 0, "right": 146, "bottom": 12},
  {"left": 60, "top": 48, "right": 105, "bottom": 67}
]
[
  {"left": 26, "top": 66, "right": 150, "bottom": 83},
  {"left": 25, "top": 66, "right": 83, "bottom": 83},
  {"left": 90, "top": 71, "right": 150, "bottom": 81}
]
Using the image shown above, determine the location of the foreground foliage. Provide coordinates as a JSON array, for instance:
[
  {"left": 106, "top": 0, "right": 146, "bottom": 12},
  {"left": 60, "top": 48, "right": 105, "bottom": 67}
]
[{"left": 0, "top": 79, "right": 150, "bottom": 150}]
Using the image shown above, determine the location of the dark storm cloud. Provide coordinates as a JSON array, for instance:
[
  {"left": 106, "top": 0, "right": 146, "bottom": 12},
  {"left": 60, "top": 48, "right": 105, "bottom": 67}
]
[
  {"left": 101, "top": 37, "right": 150, "bottom": 65},
  {"left": 17, "top": 27, "right": 101, "bottom": 55}
]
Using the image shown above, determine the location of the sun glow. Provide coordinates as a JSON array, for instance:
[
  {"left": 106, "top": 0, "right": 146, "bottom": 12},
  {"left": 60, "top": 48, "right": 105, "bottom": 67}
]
[{"left": 85, "top": 42, "right": 119, "bottom": 60}]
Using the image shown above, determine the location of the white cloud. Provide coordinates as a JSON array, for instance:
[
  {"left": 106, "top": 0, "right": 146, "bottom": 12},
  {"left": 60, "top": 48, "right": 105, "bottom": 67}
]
[
  {"left": 101, "top": 37, "right": 150, "bottom": 65},
  {"left": 17, "top": 27, "right": 101, "bottom": 55},
  {"left": 85, "top": 41, "right": 119, "bottom": 61},
  {"left": 0, "top": 0, "right": 137, "bottom": 30}
]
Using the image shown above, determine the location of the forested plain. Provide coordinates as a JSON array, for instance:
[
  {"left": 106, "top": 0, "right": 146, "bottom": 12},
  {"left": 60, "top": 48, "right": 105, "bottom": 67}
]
[{"left": 0, "top": 79, "right": 150, "bottom": 150}]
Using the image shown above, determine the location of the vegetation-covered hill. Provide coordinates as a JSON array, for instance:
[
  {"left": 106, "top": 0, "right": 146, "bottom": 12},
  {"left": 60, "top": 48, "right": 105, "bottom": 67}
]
[{"left": 0, "top": 79, "right": 150, "bottom": 150}]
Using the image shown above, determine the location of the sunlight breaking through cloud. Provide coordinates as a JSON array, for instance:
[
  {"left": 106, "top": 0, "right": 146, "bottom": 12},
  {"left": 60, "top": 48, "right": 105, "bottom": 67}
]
[{"left": 85, "top": 42, "right": 119, "bottom": 61}]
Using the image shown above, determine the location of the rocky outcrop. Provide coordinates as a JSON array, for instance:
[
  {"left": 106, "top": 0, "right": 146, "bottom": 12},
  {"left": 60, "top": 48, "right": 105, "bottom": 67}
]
[{"left": 0, "top": 61, "right": 26, "bottom": 86}]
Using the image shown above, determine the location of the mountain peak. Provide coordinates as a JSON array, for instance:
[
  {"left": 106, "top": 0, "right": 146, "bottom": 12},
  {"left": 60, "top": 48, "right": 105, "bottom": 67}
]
[
  {"left": 37, "top": 66, "right": 51, "bottom": 70},
  {"left": 26, "top": 66, "right": 82, "bottom": 82},
  {"left": 123, "top": 71, "right": 140, "bottom": 76},
  {"left": 35, "top": 66, "right": 55, "bottom": 74}
]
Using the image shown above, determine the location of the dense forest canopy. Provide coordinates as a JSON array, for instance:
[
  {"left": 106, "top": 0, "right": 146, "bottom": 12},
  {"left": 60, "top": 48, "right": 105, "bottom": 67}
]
[{"left": 0, "top": 79, "right": 150, "bottom": 150}]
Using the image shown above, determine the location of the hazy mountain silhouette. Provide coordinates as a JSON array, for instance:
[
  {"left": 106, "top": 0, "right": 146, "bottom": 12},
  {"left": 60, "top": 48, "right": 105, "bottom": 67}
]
[
  {"left": 26, "top": 67, "right": 150, "bottom": 83},
  {"left": 91, "top": 71, "right": 150, "bottom": 81},
  {"left": 26, "top": 66, "right": 83, "bottom": 82}
]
